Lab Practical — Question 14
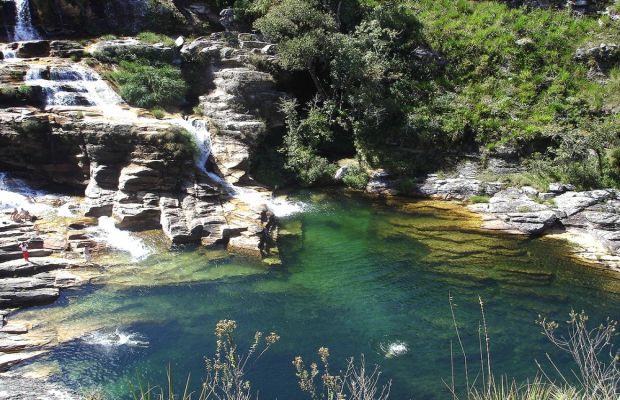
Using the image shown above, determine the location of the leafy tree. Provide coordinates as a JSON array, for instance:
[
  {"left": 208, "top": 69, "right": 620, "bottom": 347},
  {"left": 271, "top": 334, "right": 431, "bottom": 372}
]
[
  {"left": 254, "top": 0, "right": 337, "bottom": 97},
  {"left": 280, "top": 98, "right": 338, "bottom": 186}
]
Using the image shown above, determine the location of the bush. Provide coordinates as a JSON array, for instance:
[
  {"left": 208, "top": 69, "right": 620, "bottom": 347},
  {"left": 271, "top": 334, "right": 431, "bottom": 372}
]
[
  {"left": 342, "top": 165, "right": 369, "bottom": 190},
  {"left": 609, "top": 147, "right": 620, "bottom": 174},
  {"left": 158, "top": 126, "right": 198, "bottom": 162},
  {"left": 0, "top": 85, "right": 37, "bottom": 107},
  {"left": 137, "top": 31, "right": 175, "bottom": 47},
  {"left": 151, "top": 108, "right": 166, "bottom": 119},
  {"left": 469, "top": 195, "right": 491, "bottom": 204},
  {"left": 108, "top": 61, "right": 187, "bottom": 109}
]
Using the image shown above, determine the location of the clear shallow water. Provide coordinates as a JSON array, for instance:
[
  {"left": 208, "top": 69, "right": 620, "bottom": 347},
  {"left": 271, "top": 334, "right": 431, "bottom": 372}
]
[{"left": 16, "top": 191, "right": 620, "bottom": 399}]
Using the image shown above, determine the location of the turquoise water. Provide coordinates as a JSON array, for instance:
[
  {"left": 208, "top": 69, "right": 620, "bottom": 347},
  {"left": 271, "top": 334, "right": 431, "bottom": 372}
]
[{"left": 17, "top": 191, "right": 620, "bottom": 399}]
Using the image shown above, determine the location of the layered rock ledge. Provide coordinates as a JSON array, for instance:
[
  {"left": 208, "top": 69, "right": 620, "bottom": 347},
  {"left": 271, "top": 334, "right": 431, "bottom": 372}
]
[{"left": 367, "top": 159, "right": 620, "bottom": 271}]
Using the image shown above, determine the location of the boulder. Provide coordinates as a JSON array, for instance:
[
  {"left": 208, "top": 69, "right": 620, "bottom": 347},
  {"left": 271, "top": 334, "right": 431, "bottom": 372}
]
[
  {"left": 15, "top": 41, "right": 50, "bottom": 58},
  {"left": 554, "top": 190, "right": 616, "bottom": 216}
]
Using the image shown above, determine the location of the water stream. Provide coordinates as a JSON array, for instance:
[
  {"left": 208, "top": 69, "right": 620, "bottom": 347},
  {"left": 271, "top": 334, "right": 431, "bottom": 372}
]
[
  {"left": 11, "top": 0, "right": 41, "bottom": 42},
  {"left": 22, "top": 63, "right": 303, "bottom": 217},
  {"left": 13, "top": 192, "right": 620, "bottom": 399}
]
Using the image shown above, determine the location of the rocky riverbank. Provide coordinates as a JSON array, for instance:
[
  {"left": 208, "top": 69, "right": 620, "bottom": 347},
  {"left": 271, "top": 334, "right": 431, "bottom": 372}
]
[
  {"left": 0, "top": 32, "right": 286, "bottom": 379},
  {"left": 366, "top": 158, "right": 620, "bottom": 272},
  {"left": 0, "top": 210, "right": 95, "bottom": 373},
  {"left": 0, "top": 33, "right": 285, "bottom": 259}
]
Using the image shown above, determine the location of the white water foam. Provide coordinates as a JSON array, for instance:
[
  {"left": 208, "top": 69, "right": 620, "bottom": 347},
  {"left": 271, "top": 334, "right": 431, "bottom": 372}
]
[
  {"left": 2, "top": 49, "right": 17, "bottom": 61},
  {"left": 25, "top": 65, "right": 124, "bottom": 108},
  {"left": 0, "top": 172, "right": 81, "bottom": 217},
  {"left": 11, "top": 0, "right": 41, "bottom": 42},
  {"left": 91, "top": 217, "right": 152, "bottom": 260},
  {"left": 0, "top": 172, "right": 49, "bottom": 213},
  {"left": 82, "top": 328, "right": 149, "bottom": 348},
  {"left": 380, "top": 341, "right": 409, "bottom": 358}
]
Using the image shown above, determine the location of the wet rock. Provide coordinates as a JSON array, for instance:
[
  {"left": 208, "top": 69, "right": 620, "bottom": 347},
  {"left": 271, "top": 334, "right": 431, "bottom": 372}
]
[
  {"left": 0, "top": 351, "right": 47, "bottom": 373},
  {"left": 49, "top": 40, "right": 84, "bottom": 58},
  {"left": 15, "top": 40, "right": 50, "bottom": 58}
]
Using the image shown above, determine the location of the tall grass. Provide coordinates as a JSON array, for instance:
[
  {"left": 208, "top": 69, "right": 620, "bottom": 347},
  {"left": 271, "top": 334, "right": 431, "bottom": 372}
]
[
  {"left": 125, "top": 302, "right": 618, "bottom": 400},
  {"left": 448, "top": 296, "right": 619, "bottom": 400}
]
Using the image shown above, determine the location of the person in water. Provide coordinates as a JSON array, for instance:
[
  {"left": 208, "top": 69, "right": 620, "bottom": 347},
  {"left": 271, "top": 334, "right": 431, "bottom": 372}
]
[{"left": 19, "top": 241, "right": 29, "bottom": 262}]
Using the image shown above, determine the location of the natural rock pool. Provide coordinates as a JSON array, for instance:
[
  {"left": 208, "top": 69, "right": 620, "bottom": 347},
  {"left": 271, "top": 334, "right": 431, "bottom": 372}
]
[{"left": 14, "top": 191, "right": 620, "bottom": 399}]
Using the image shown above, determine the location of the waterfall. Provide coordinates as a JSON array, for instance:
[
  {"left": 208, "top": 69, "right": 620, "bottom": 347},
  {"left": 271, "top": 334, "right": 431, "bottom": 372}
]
[
  {"left": 175, "top": 119, "right": 213, "bottom": 174},
  {"left": 91, "top": 217, "right": 152, "bottom": 260},
  {"left": 2, "top": 49, "right": 17, "bottom": 60},
  {"left": 25, "top": 65, "right": 123, "bottom": 108},
  {"left": 11, "top": 0, "right": 41, "bottom": 42},
  {"left": 0, "top": 171, "right": 78, "bottom": 216},
  {"left": 21, "top": 64, "right": 307, "bottom": 217}
]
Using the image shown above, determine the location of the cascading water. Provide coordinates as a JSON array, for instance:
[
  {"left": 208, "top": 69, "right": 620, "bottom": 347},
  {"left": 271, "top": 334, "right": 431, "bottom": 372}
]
[
  {"left": 91, "top": 217, "right": 151, "bottom": 260},
  {"left": 25, "top": 65, "right": 123, "bottom": 108},
  {"left": 11, "top": 0, "right": 41, "bottom": 42},
  {"left": 22, "top": 63, "right": 307, "bottom": 217},
  {"left": 2, "top": 49, "right": 17, "bottom": 60},
  {"left": 0, "top": 171, "right": 79, "bottom": 216}
]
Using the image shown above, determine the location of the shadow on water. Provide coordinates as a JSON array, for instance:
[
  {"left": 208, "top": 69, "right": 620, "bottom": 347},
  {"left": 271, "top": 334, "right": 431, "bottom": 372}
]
[{"left": 14, "top": 190, "right": 620, "bottom": 400}]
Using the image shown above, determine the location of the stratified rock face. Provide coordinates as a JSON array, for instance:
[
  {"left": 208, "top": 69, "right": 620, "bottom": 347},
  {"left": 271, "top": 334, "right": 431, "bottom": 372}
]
[
  {"left": 1, "top": 0, "right": 204, "bottom": 39},
  {"left": 182, "top": 32, "right": 287, "bottom": 184}
]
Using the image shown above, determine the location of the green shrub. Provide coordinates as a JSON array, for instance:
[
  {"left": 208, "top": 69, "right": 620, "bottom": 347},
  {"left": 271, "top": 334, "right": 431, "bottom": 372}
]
[
  {"left": 17, "top": 85, "right": 32, "bottom": 96},
  {"left": 397, "top": 178, "right": 416, "bottom": 195},
  {"left": 342, "top": 165, "right": 369, "bottom": 189},
  {"left": 137, "top": 31, "right": 175, "bottom": 47},
  {"left": 158, "top": 126, "right": 198, "bottom": 162},
  {"left": 108, "top": 61, "right": 187, "bottom": 109},
  {"left": 192, "top": 105, "right": 204, "bottom": 116},
  {"left": 70, "top": 53, "right": 82, "bottom": 62},
  {"left": 0, "top": 85, "right": 36, "bottom": 106},
  {"left": 101, "top": 34, "right": 117, "bottom": 41},
  {"left": 16, "top": 119, "right": 48, "bottom": 136},
  {"left": 470, "top": 195, "right": 491, "bottom": 204},
  {"left": 609, "top": 147, "right": 620, "bottom": 174},
  {"left": 151, "top": 108, "right": 166, "bottom": 119}
]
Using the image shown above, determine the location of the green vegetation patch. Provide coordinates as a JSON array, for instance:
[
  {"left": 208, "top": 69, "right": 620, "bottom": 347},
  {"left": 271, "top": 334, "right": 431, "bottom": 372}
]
[
  {"left": 108, "top": 60, "right": 188, "bottom": 109},
  {"left": 137, "top": 31, "right": 175, "bottom": 47}
]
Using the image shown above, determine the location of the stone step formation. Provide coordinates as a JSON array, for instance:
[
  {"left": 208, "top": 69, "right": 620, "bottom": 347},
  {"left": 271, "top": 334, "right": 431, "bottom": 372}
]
[
  {"left": 0, "top": 33, "right": 285, "bottom": 259},
  {"left": 0, "top": 215, "right": 86, "bottom": 373}
]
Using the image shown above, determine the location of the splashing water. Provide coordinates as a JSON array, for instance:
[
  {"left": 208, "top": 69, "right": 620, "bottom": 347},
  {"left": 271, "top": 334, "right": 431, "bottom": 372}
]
[
  {"left": 267, "top": 197, "right": 309, "bottom": 218},
  {"left": 0, "top": 172, "right": 48, "bottom": 213},
  {"left": 380, "top": 341, "right": 409, "bottom": 358},
  {"left": 91, "top": 217, "right": 152, "bottom": 260},
  {"left": 82, "top": 328, "right": 149, "bottom": 348},
  {"left": 25, "top": 65, "right": 124, "bottom": 108},
  {"left": 2, "top": 49, "right": 17, "bottom": 61},
  {"left": 11, "top": 0, "right": 42, "bottom": 42}
]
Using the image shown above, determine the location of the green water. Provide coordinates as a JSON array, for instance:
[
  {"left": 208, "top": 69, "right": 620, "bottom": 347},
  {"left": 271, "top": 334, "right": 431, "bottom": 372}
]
[{"left": 16, "top": 191, "right": 620, "bottom": 399}]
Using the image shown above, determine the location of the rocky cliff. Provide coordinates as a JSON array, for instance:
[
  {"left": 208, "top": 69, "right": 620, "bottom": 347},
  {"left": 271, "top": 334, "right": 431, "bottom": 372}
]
[
  {"left": 0, "top": 33, "right": 286, "bottom": 258},
  {"left": 1, "top": 0, "right": 216, "bottom": 40}
]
